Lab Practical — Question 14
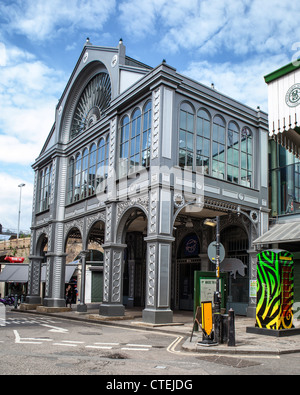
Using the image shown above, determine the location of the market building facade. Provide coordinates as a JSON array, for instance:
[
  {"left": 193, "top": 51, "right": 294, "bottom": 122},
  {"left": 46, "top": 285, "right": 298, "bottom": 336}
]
[
  {"left": 254, "top": 59, "right": 300, "bottom": 304},
  {"left": 25, "top": 40, "right": 269, "bottom": 323}
]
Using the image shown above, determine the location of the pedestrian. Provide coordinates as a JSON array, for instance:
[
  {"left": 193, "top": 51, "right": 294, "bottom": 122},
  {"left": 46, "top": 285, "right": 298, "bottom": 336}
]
[{"left": 65, "top": 285, "right": 73, "bottom": 308}]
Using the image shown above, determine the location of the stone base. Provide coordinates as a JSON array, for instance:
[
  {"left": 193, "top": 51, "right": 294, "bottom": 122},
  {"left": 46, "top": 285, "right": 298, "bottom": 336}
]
[
  {"left": 43, "top": 298, "right": 66, "bottom": 308},
  {"left": 36, "top": 306, "right": 72, "bottom": 313},
  {"left": 99, "top": 303, "right": 125, "bottom": 317},
  {"left": 25, "top": 296, "right": 42, "bottom": 305},
  {"left": 19, "top": 303, "right": 42, "bottom": 311},
  {"left": 246, "top": 326, "right": 300, "bottom": 337},
  {"left": 142, "top": 308, "right": 173, "bottom": 324},
  {"left": 77, "top": 304, "right": 87, "bottom": 313}
]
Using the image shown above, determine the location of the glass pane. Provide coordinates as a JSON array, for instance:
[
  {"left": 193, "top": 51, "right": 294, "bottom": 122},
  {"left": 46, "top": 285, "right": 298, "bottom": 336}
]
[
  {"left": 219, "top": 126, "right": 225, "bottom": 145},
  {"left": 241, "top": 153, "right": 247, "bottom": 169},
  {"left": 179, "top": 150, "right": 186, "bottom": 167},
  {"left": 179, "top": 130, "right": 186, "bottom": 149},
  {"left": 233, "top": 149, "right": 239, "bottom": 167},
  {"left": 187, "top": 132, "right": 193, "bottom": 151},
  {"left": 180, "top": 110, "right": 186, "bottom": 129},
  {"left": 203, "top": 139, "right": 210, "bottom": 157},
  {"left": 212, "top": 142, "right": 218, "bottom": 157}
]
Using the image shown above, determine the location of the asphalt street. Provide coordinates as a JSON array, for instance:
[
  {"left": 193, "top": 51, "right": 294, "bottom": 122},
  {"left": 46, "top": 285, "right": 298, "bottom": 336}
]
[{"left": 1, "top": 308, "right": 300, "bottom": 378}]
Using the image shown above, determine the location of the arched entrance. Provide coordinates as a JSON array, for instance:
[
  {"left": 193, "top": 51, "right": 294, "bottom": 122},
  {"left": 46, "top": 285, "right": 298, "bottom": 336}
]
[
  {"left": 64, "top": 227, "right": 83, "bottom": 305},
  {"left": 119, "top": 208, "right": 147, "bottom": 309},
  {"left": 221, "top": 225, "right": 249, "bottom": 315},
  {"left": 86, "top": 220, "right": 105, "bottom": 303},
  {"left": 176, "top": 232, "right": 201, "bottom": 310}
]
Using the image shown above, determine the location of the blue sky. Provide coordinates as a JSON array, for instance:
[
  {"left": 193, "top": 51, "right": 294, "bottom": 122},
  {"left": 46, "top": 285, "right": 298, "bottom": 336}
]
[{"left": 0, "top": 0, "right": 299, "bottom": 232}]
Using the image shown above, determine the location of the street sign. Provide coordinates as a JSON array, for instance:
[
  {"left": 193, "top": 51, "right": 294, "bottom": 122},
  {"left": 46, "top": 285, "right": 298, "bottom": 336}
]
[{"left": 207, "top": 242, "right": 225, "bottom": 263}]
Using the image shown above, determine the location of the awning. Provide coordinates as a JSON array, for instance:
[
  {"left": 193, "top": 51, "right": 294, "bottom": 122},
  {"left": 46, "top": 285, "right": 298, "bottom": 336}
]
[
  {"left": 0, "top": 264, "right": 77, "bottom": 283},
  {"left": 264, "top": 59, "right": 300, "bottom": 157},
  {"left": 41, "top": 264, "right": 77, "bottom": 283},
  {"left": 253, "top": 222, "right": 300, "bottom": 245},
  {"left": 0, "top": 264, "right": 28, "bottom": 283}
]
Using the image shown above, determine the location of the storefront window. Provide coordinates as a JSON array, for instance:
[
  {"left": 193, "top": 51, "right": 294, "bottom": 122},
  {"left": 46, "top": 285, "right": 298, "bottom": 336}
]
[{"left": 269, "top": 142, "right": 300, "bottom": 216}]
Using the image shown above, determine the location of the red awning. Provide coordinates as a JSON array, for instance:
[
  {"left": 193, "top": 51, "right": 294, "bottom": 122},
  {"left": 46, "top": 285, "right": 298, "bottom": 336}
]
[{"left": 4, "top": 256, "right": 25, "bottom": 263}]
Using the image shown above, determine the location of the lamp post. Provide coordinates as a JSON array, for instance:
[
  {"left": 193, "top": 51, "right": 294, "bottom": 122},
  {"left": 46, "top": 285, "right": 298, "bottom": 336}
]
[
  {"left": 77, "top": 250, "right": 88, "bottom": 312},
  {"left": 214, "top": 216, "right": 221, "bottom": 343},
  {"left": 204, "top": 215, "right": 221, "bottom": 343},
  {"left": 17, "top": 183, "right": 25, "bottom": 239}
]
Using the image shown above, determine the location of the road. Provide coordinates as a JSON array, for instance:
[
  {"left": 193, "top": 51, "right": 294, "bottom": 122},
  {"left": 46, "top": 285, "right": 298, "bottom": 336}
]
[{"left": 0, "top": 308, "right": 300, "bottom": 379}]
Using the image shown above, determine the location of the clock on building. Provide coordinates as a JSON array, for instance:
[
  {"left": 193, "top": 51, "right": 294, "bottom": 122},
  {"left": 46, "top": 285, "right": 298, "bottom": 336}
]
[{"left": 70, "top": 72, "right": 111, "bottom": 139}]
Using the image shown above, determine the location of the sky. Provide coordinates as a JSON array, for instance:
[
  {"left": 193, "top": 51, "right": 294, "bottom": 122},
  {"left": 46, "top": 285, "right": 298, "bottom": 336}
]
[{"left": 0, "top": 0, "right": 299, "bottom": 233}]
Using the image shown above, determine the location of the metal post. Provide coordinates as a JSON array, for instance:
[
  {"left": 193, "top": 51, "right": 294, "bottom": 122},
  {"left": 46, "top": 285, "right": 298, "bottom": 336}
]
[
  {"left": 14, "top": 294, "right": 18, "bottom": 309},
  {"left": 77, "top": 250, "right": 88, "bottom": 312},
  {"left": 17, "top": 183, "right": 25, "bottom": 239},
  {"left": 228, "top": 308, "right": 236, "bottom": 346},
  {"left": 214, "top": 216, "right": 221, "bottom": 343}
]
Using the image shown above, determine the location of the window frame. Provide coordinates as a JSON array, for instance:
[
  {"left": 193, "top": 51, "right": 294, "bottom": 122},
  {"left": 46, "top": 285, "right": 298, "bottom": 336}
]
[
  {"left": 66, "top": 133, "right": 110, "bottom": 205},
  {"left": 178, "top": 101, "right": 254, "bottom": 188},
  {"left": 118, "top": 99, "right": 152, "bottom": 178}
]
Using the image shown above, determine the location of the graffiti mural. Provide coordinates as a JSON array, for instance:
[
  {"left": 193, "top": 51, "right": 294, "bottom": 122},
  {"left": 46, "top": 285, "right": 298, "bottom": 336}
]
[{"left": 256, "top": 249, "right": 294, "bottom": 330}]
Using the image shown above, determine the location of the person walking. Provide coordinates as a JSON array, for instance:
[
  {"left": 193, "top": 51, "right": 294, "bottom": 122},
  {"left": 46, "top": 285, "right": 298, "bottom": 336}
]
[{"left": 65, "top": 285, "right": 73, "bottom": 308}]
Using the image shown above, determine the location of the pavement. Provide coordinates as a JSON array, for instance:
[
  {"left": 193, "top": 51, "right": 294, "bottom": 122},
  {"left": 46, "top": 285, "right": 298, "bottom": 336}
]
[{"left": 13, "top": 304, "right": 300, "bottom": 356}]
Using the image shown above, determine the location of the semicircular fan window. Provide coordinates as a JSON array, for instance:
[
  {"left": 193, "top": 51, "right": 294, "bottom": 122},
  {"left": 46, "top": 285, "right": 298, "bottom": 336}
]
[{"left": 70, "top": 72, "right": 111, "bottom": 139}]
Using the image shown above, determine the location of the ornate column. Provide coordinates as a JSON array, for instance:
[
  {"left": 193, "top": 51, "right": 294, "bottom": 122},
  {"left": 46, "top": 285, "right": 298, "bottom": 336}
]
[
  {"left": 99, "top": 242, "right": 126, "bottom": 316},
  {"left": 43, "top": 251, "right": 68, "bottom": 308},
  {"left": 143, "top": 235, "right": 174, "bottom": 324},
  {"left": 99, "top": 202, "right": 126, "bottom": 316},
  {"left": 26, "top": 255, "right": 44, "bottom": 305}
]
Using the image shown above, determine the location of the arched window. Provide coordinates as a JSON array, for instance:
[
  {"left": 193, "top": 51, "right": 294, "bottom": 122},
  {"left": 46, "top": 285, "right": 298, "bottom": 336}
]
[
  {"left": 81, "top": 148, "right": 89, "bottom": 199},
  {"left": 67, "top": 157, "right": 75, "bottom": 204},
  {"left": 212, "top": 115, "right": 226, "bottom": 179},
  {"left": 227, "top": 121, "right": 240, "bottom": 183},
  {"left": 37, "top": 165, "right": 52, "bottom": 212},
  {"left": 196, "top": 109, "right": 211, "bottom": 174},
  {"left": 118, "top": 100, "right": 152, "bottom": 178},
  {"left": 96, "top": 136, "right": 109, "bottom": 192},
  {"left": 38, "top": 169, "right": 44, "bottom": 212},
  {"left": 119, "top": 115, "right": 130, "bottom": 178},
  {"left": 88, "top": 143, "right": 97, "bottom": 196},
  {"left": 179, "top": 102, "right": 194, "bottom": 168},
  {"left": 130, "top": 108, "right": 141, "bottom": 173},
  {"left": 241, "top": 127, "right": 253, "bottom": 187},
  {"left": 74, "top": 152, "right": 82, "bottom": 202},
  {"left": 142, "top": 101, "right": 152, "bottom": 168}
]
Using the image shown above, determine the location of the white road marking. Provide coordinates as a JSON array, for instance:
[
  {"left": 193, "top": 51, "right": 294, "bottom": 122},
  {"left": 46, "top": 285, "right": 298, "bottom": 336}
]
[
  {"left": 14, "top": 330, "right": 42, "bottom": 344},
  {"left": 85, "top": 345, "right": 112, "bottom": 350},
  {"left": 53, "top": 343, "right": 77, "bottom": 347},
  {"left": 121, "top": 347, "right": 150, "bottom": 351},
  {"left": 39, "top": 324, "right": 68, "bottom": 333},
  {"left": 125, "top": 343, "right": 152, "bottom": 348},
  {"left": 61, "top": 340, "right": 84, "bottom": 344}
]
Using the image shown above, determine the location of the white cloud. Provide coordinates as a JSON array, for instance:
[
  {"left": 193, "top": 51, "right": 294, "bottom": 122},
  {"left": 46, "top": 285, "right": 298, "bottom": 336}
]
[
  {"left": 0, "top": 0, "right": 116, "bottom": 42},
  {"left": 0, "top": 45, "right": 66, "bottom": 165},
  {"left": 0, "top": 173, "right": 33, "bottom": 231},
  {"left": 181, "top": 54, "right": 290, "bottom": 112},
  {"left": 119, "top": 0, "right": 300, "bottom": 58}
]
